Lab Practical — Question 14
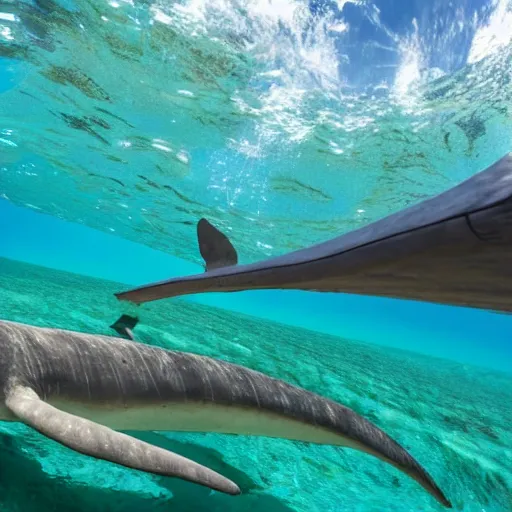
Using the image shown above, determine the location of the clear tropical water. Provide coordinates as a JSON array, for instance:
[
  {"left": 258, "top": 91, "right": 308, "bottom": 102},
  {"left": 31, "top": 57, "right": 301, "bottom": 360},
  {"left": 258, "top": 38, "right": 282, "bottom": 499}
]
[
  {"left": 1, "top": 257, "right": 511, "bottom": 512},
  {"left": 1, "top": 0, "right": 512, "bottom": 510},
  {"left": 1, "top": 0, "right": 511, "bottom": 263}
]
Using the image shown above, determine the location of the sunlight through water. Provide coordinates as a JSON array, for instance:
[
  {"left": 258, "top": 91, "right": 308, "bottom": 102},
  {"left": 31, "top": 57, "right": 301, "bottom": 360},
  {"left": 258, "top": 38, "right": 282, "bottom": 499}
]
[{"left": 0, "top": 0, "right": 510, "bottom": 264}]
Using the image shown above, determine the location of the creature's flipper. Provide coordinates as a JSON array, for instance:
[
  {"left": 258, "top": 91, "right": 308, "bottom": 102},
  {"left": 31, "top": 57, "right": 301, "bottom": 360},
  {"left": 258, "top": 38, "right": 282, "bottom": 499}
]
[
  {"left": 197, "top": 218, "right": 238, "bottom": 271},
  {"left": 110, "top": 314, "right": 139, "bottom": 340},
  {"left": 115, "top": 153, "right": 512, "bottom": 311},
  {"left": 5, "top": 386, "right": 241, "bottom": 495}
]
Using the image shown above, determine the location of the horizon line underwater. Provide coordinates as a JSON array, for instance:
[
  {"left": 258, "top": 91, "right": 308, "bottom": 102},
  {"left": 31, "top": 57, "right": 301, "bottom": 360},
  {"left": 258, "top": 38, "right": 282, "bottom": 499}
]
[
  {"left": 1, "top": 0, "right": 512, "bottom": 510},
  {"left": 2, "top": 196, "right": 511, "bottom": 375}
]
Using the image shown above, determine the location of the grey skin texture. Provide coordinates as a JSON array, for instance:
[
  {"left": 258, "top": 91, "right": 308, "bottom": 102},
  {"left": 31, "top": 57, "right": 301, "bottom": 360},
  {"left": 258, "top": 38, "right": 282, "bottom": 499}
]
[
  {"left": 197, "top": 218, "right": 238, "bottom": 271},
  {"left": 0, "top": 320, "right": 451, "bottom": 508},
  {"left": 116, "top": 152, "right": 512, "bottom": 313}
]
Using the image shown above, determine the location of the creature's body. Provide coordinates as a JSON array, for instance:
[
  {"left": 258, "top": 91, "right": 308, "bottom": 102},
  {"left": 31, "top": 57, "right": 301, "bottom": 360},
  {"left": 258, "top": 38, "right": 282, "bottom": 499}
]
[
  {"left": 0, "top": 320, "right": 451, "bottom": 507},
  {"left": 116, "top": 153, "right": 512, "bottom": 313}
]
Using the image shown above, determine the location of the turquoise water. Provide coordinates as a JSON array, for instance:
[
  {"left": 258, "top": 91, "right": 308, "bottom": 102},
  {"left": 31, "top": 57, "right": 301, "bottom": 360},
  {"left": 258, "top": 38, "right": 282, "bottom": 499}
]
[
  {"left": 1, "top": 0, "right": 512, "bottom": 510},
  {"left": 1, "top": 0, "right": 511, "bottom": 263},
  {"left": 1, "top": 256, "right": 511, "bottom": 511}
]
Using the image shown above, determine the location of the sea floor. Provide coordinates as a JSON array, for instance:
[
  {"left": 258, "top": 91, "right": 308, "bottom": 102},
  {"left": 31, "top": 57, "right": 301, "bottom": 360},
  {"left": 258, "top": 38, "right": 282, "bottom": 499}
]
[{"left": 0, "top": 257, "right": 510, "bottom": 512}]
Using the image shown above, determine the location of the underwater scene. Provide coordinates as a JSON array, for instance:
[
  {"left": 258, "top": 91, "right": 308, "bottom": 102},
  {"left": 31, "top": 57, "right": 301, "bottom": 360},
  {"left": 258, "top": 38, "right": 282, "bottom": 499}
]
[{"left": 1, "top": 0, "right": 512, "bottom": 511}]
